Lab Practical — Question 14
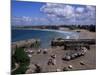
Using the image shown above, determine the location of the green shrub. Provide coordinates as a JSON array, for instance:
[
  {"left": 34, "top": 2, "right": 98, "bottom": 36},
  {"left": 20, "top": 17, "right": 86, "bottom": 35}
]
[
  {"left": 12, "top": 64, "right": 28, "bottom": 74},
  {"left": 12, "top": 47, "right": 30, "bottom": 74},
  {"left": 14, "top": 48, "right": 30, "bottom": 63}
]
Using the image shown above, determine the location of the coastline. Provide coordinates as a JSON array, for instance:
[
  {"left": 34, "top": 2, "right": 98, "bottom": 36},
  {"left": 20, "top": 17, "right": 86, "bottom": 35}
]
[
  {"left": 12, "top": 28, "right": 80, "bottom": 43},
  {"left": 12, "top": 28, "right": 96, "bottom": 39},
  {"left": 12, "top": 28, "right": 77, "bottom": 34}
]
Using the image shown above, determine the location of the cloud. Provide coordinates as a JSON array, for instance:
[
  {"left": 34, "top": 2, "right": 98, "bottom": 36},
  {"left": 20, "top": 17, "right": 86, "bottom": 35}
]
[
  {"left": 22, "top": 16, "right": 32, "bottom": 22},
  {"left": 86, "top": 6, "right": 96, "bottom": 19},
  {"left": 40, "top": 3, "right": 75, "bottom": 19},
  {"left": 12, "top": 3, "right": 96, "bottom": 26},
  {"left": 86, "top": 6, "right": 95, "bottom": 11},
  {"left": 75, "top": 5, "right": 96, "bottom": 25},
  {"left": 11, "top": 16, "right": 50, "bottom": 26},
  {"left": 76, "top": 7, "right": 85, "bottom": 13},
  {"left": 40, "top": 3, "right": 77, "bottom": 25},
  {"left": 40, "top": 3, "right": 96, "bottom": 25}
]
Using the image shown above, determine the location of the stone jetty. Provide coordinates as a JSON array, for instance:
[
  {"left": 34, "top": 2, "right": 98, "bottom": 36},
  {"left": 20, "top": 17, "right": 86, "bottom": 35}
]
[
  {"left": 51, "top": 39, "right": 95, "bottom": 50},
  {"left": 11, "top": 39, "right": 40, "bottom": 54}
]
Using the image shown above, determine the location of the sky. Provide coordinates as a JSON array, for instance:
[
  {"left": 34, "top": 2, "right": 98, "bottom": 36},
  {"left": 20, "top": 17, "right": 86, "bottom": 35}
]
[{"left": 11, "top": 0, "right": 96, "bottom": 26}]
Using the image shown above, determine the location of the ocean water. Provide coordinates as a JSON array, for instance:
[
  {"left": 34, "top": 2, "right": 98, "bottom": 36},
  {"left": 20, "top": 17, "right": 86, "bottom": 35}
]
[{"left": 12, "top": 29, "right": 79, "bottom": 48}]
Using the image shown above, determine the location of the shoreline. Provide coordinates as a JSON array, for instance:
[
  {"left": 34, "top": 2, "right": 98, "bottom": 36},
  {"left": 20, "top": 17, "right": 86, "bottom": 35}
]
[
  {"left": 12, "top": 28, "right": 78, "bottom": 34},
  {"left": 12, "top": 28, "right": 79, "bottom": 42},
  {"left": 12, "top": 28, "right": 96, "bottom": 42}
]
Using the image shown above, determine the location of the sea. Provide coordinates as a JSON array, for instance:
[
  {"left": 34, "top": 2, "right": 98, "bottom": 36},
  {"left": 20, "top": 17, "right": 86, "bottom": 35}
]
[{"left": 12, "top": 29, "right": 79, "bottom": 48}]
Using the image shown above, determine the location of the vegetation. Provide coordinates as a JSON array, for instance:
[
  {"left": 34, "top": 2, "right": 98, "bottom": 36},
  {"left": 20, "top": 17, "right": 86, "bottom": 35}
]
[
  {"left": 12, "top": 64, "right": 28, "bottom": 74},
  {"left": 12, "top": 24, "right": 96, "bottom": 32},
  {"left": 61, "top": 24, "right": 96, "bottom": 32},
  {"left": 12, "top": 47, "right": 30, "bottom": 74},
  {"left": 11, "top": 56, "right": 16, "bottom": 69}
]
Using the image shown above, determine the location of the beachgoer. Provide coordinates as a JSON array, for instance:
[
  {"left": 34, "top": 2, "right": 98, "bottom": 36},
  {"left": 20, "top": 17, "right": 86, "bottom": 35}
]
[
  {"left": 37, "top": 49, "right": 41, "bottom": 54},
  {"left": 51, "top": 54, "right": 56, "bottom": 59},
  {"left": 47, "top": 58, "right": 53, "bottom": 65},
  {"left": 53, "top": 59, "right": 56, "bottom": 65},
  {"left": 43, "top": 48, "right": 48, "bottom": 54},
  {"left": 68, "top": 65, "right": 73, "bottom": 69},
  {"left": 80, "top": 61, "right": 85, "bottom": 65},
  {"left": 34, "top": 64, "right": 42, "bottom": 73}
]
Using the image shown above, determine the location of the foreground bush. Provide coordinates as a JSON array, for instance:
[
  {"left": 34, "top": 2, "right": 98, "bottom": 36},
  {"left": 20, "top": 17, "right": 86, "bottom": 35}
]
[{"left": 12, "top": 47, "right": 30, "bottom": 74}]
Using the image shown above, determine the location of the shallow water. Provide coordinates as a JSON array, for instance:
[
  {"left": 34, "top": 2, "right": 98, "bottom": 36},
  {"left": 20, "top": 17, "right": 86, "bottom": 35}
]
[{"left": 12, "top": 29, "right": 79, "bottom": 48}]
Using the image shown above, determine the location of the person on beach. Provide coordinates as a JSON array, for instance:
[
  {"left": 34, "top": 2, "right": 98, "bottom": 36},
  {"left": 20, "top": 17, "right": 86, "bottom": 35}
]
[
  {"left": 53, "top": 59, "right": 56, "bottom": 65},
  {"left": 37, "top": 49, "right": 41, "bottom": 54},
  {"left": 47, "top": 58, "right": 53, "bottom": 65},
  {"left": 47, "top": 54, "right": 57, "bottom": 66},
  {"left": 51, "top": 54, "right": 56, "bottom": 59},
  {"left": 43, "top": 48, "right": 48, "bottom": 54},
  {"left": 34, "top": 64, "right": 42, "bottom": 73},
  {"left": 47, "top": 58, "right": 56, "bottom": 65}
]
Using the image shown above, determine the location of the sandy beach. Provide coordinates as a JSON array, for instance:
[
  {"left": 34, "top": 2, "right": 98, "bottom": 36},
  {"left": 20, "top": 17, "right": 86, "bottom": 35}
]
[
  {"left": 72, "top": 29, "right": 96, "bottom": 39},
  {"left": 26, "top": 44, "right": 95, "bottom": 73}
]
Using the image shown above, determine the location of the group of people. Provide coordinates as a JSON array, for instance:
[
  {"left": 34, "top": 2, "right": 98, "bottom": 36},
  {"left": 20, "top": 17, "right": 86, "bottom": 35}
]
[
  {"left": 47, "top": 54, "right": 57, "bottom": 66},
  {"left": 24, "top": 48, "right": 48, "bottom": 58},
  {"left": 37, "top": 48, "right": 48, "bottom": 54}
]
